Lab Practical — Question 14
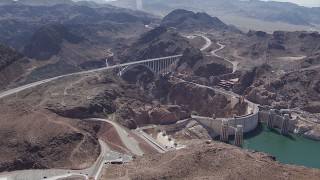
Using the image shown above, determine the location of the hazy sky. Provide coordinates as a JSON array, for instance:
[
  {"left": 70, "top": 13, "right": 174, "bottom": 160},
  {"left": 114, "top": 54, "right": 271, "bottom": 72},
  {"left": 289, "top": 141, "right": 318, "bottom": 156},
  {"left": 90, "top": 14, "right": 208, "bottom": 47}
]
[{"left": 263, "top": 0, "right": 320, "bottom": 7}]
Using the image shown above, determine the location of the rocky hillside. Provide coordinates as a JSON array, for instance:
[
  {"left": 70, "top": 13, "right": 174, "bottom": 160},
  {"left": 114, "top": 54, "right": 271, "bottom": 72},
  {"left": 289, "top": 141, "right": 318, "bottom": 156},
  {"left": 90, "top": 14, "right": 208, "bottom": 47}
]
[
  {"left": 244, "top": 30, "right": 320, "bottom": 59},
  {"left": 0, "top": 74, "right": 101, "bottom": 172},
  {"left": 233, "top": 63, "right": 320, "bottom": 113},
  {"left": 161, "top": 9, "right": 231, "bottom": 32},
  {"left": 114, "top": 26, "right": 195, "bottom": 63},
  {"left": 0, "top": 108, "right": 100, "bottom": 172},
  {"left": 0, "top": 45, "right": 30, "bottom": 90},
  {"left": 24, "top": 59, "right": 81, "bottom": 84},
  {"left": 101, "top": 141, "right": 320, "bottom": 179},
  {"left": 24, "top": 24, "right": 84, "bottom": 61}
]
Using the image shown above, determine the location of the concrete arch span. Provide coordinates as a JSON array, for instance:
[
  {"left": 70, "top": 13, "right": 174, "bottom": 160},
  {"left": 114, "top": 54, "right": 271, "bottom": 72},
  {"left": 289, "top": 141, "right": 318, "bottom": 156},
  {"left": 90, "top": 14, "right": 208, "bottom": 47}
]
[{"left": 119, "top": 63, "right": 157, "bottom": 77}]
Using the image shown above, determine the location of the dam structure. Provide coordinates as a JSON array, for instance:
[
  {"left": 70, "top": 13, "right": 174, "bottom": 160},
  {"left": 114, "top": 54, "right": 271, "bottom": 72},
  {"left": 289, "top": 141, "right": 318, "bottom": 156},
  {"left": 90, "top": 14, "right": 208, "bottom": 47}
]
[
  {"left": 191, "top": 90, "right": 259, "bottom": 138},
  {"left": 138, "top": 77, "right": 260, "bottom": 147}
]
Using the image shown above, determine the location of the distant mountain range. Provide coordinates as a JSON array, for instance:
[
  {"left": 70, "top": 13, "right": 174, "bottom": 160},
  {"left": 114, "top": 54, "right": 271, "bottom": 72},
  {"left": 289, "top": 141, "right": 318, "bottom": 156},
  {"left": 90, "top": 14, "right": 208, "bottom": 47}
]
[
  {"left": 109, "top": 0, "right": 320, "bottom": 28},
  {"left": 0, "top": 0, "right": 74, "bottom": 6}
]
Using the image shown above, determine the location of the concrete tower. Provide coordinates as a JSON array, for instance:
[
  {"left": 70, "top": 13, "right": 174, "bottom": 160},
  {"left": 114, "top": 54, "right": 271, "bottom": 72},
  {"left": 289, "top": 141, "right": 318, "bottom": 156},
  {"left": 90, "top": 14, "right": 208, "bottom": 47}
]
[{"left": 136, "top": 0, "right": 143, "bottom": 10}]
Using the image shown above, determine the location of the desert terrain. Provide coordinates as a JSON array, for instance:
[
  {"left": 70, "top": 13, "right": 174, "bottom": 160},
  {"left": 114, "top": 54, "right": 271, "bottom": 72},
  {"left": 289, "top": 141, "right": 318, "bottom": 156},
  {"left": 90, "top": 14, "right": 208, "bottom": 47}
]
[{"left": 0, "top": 1, "right": 319, "bottom": 179}]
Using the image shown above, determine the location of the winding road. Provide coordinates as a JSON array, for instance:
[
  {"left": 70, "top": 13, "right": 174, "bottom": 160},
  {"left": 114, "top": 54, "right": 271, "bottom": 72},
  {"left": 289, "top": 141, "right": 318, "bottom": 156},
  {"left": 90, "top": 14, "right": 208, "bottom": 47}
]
[
  {"left": 198, "top": 35, "right": 212, "bottom": 51},
  {"left": 198, "top": 35, "right": 238, "bottom": 73}
]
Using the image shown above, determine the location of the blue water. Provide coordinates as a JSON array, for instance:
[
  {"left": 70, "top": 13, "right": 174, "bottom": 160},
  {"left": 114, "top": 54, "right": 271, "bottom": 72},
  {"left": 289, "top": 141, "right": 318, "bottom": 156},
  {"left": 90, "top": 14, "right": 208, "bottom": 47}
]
[{"left": 236, "top": 124, "right": 320, "bottom": 169}]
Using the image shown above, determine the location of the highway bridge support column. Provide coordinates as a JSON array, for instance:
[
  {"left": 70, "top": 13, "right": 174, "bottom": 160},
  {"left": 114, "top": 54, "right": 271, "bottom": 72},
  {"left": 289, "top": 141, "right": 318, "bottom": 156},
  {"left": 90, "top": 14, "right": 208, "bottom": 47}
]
[
  {"left": 220, "top": 119, "right": 229, "bottom": 142},
  {"left": 281, "top": 114, "right": 290, "bottom": 135},
  {"left": 267, "top": 109, "right": 275, "bottom": 130},
  {"left": 234, "top": 125, "right": 243, "bottom": 147}
]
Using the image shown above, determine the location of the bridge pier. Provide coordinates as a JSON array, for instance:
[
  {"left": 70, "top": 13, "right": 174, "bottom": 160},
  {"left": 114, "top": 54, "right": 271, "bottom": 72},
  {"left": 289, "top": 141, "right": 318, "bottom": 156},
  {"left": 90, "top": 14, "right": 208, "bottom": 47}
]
[
  {"left": 267, "top": 109, "right": 275, "bottom": 130},
  {"left": 157, "top": 60, "right": 161, "bottom": 75},
  {"left": 281, "top": 114, "right": 290, "bottom": 135},
  {"left": 220, "top": 119, "right": 229, "bottom": 142},
  {"left": 234, "top": 125, "right": 243, "bottom": 147},
  {"left": 117, "top": 55, "right": 182, "bottom": 77},
  {"left": 166, "top": 59, "right": 169, "bottom": 73}
]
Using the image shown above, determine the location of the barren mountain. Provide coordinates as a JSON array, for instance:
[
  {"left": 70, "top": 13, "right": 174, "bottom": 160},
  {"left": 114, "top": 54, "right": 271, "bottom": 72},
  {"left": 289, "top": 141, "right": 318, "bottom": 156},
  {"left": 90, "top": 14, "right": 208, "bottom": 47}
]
[
  {"left": 24, "top": 24, "right": 84, "bottom": 61},
  {"left": 114, "top": 26, "right": 196, "bottom": 63},
  {"left": 160, "top": 9, "right": 231, "bottom": 32}
]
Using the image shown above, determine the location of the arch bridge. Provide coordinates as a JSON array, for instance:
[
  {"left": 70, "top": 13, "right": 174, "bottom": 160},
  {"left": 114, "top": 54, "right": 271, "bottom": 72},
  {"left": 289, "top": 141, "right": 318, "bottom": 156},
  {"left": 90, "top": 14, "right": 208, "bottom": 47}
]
[{"left": 117, "top": 55, "right": 182, "bottom": 76}]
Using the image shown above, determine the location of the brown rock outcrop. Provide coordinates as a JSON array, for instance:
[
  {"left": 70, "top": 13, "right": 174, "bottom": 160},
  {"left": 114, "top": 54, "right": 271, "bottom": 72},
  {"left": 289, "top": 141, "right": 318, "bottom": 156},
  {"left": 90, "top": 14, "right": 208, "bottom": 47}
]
[{"left": 102, "top": 141, "right": 320, "bottom": 180}]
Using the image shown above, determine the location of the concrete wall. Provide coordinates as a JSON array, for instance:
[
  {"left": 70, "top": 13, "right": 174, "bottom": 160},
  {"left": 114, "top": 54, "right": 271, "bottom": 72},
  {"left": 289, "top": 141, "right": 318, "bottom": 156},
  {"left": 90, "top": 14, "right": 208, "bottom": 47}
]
[
  {"left": 189, "top": 81, "right": 260, "bottom": 136},
  {"left": 192, "top": 101, "right": 259, "bottom": 136}
]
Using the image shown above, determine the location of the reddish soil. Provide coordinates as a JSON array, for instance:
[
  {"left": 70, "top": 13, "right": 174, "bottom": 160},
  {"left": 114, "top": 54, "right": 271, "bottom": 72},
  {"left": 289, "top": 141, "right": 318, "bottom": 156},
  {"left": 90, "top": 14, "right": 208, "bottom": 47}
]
[{"left": 130, "top": 132, "right": 159, "bottom": 154}]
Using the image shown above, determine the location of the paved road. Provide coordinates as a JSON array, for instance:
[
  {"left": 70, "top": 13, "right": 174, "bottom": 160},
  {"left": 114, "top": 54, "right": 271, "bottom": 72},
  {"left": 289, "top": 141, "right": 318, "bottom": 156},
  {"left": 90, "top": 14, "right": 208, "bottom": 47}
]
[
  {"left": 198, "top": 35, "right": 212, "bottom": 51},
  {"left": 211, "top": 42, "right": 238, "bottom": 73},
  {"left": 88, "top": 118, "right": 144, "bottom": 156}
]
